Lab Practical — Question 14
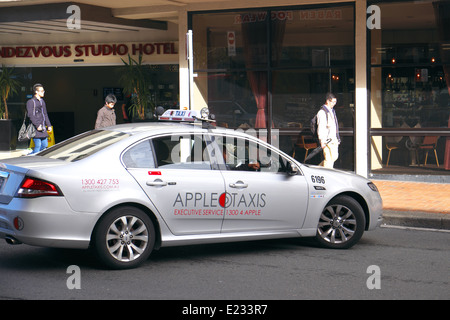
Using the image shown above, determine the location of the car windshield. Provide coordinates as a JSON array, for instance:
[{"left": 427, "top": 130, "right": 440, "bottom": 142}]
[{"left": 38, "top": 130, "right": 130, "bottom": 162}]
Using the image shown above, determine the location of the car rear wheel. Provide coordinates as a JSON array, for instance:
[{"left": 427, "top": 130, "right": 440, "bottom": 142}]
[
  {"left": 315, "top": 195, "right": 365, "bottom": 249},
  {"left": 94, "top": 206, "right": 155, "bottom": 269}
]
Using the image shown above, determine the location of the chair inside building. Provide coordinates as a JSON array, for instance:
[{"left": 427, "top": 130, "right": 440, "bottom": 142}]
[
  {"left": 416, "top": 136, "right": 439, "bottom": 166},
  {"left": 385, "top": 143, "right": 400, "bottom": 167},
  {"left": 294, "top": 133, "right": 319, "bottom": 162}
]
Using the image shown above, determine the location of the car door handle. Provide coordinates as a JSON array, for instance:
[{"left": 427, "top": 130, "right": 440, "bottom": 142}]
[
  {"left": 229, "top": 181, "right": 248, "bottom": 189},
  {"left": 146, "top": 179, "right": 168, "bottom": 187}
]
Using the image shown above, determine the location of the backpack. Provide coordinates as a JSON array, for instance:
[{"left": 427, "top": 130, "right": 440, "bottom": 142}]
[{"left": 310, "top": 105, "right": 329, "bottom": 140}]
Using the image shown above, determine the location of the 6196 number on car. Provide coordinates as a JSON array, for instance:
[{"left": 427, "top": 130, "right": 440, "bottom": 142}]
[{"left": 311, "top": 175, "right": 325, "bottom": 184}]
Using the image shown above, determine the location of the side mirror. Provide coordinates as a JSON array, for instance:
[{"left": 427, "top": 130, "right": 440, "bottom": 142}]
[{"left": 287, "top": 162, "right": 299, "bottom": 176}]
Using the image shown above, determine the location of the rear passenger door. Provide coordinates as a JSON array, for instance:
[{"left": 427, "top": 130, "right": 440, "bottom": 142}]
[{"left": 123, "top": 133, "right": 226, "bottom": 236}]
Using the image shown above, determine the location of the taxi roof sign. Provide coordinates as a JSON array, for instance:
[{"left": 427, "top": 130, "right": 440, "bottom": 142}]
[
  {"left": 159, "top": 109, "right": 198, "bottom": 121},
  {"left": 158, "top": 108, "right": 215, "bottom": 123}
]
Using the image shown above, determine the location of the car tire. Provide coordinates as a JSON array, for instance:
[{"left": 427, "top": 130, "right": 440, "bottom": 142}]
[
  {"left": 93, "top": 206, "right": 155, "bottom": 269},
  {"left": 315, "top": 195, "right": 365, "bottom": 249}
]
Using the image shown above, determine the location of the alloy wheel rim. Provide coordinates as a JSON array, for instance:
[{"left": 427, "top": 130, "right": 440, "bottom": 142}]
[
  {"left": 317, "top": 204, "right": 357, "bottom": 244},
  {"left": 106, "top": 215, "right": 149, "bottom": 262}
]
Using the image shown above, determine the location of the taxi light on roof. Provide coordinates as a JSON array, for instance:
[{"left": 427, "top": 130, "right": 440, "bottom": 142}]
[
  {"left": 159, "top": 109, "right": 199, "bottom": 121},
  {"left": 158, "top": 108, "right": 214, "bottom": 123}
]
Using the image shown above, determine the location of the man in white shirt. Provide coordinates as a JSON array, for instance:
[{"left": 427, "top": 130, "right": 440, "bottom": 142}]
[{"left": 317, "top": 93, "right": 340, "bottom": 168}]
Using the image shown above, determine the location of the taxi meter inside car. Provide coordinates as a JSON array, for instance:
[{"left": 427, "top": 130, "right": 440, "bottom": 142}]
[{"left": 0, "top": 109, "right": 382, "bottom": 269}]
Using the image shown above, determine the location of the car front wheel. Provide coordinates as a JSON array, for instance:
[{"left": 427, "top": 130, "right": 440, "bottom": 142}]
[
  {"left": 315, "top": 195, "right": 365, "bottom": 249},
  {"left": 94, "top": 206, "right": 155, "bottom": 269}
]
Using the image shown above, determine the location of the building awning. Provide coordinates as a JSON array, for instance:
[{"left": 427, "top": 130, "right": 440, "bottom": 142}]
[{"left": 0, "top": 2, "right": 167, "bottom": 35}]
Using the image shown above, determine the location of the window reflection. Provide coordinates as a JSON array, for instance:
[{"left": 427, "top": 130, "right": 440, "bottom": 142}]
[
  {"left": 192, "top": 4, "right": 355, "bottom": 170},
  {"left": 369, "top": 0, "right": 450, "bottom": 174}
]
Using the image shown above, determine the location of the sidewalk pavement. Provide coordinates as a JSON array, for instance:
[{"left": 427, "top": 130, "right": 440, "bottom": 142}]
[
  {"left": 0, "top": 150, "right": 29, "bottom": 159},
  {"left": 372, "top": 180, "right": 450, "bottom": 230},
  {"left": 1, "top": 150, "right": 449, "bottom": 230}
]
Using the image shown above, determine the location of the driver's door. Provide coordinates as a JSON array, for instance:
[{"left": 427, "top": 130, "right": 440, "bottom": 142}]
[{"left": 213, "top": 134, "right": 309, "bottom": 232}]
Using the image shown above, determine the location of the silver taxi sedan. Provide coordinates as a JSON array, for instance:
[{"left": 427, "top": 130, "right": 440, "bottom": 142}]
[{"left": 0, "top": 111, "right": 382, "bottom": 269}]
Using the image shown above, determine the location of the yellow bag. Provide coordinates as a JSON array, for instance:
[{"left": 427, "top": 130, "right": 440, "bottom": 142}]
[
  {"left": 47, "top": 129, "right": 55, "bottom": 147},
  {"left": 29, "top": 128, "right": 55, "bottom": 148}
]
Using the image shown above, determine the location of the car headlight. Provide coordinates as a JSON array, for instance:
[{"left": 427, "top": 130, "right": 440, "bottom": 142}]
[{"left": 367, "top": 182, "right": 379, "bottom": 192}]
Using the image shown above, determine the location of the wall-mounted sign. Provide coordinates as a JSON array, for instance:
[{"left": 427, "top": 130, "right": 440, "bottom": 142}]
[
  {"left": 299, "top": 9, "right": 342, "bottom": 20},
  {"left": 0, "top": 42, "right": 177, "bottom": 59},
  {"left": 232, "top": 9, "right": 342, "bottom": 24},
  {"left": 234, "top": 11, "right": 293, "bottom": 24},
  {"left": 227, "top": 31, "right": 236, "bottom": 57},
  {"left": 0, "top": 42, "right": 179, "bottom": 66},
  {"left": 103, "top": 87, "right": 124, "bottom": 101}
]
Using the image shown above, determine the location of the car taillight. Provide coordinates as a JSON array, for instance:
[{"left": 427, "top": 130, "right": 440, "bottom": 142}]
[{"left": 16, "top": 177, "right": 62, "bottom": 198}]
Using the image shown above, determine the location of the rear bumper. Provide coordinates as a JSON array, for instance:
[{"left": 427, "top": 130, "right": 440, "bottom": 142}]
[{"left": 0, "top": 197, "right": 97, "bottom": 249}]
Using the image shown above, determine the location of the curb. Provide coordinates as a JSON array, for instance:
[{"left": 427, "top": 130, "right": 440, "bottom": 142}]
[{"left": 382, "top": 210, "right": 450, "bottom": 230}]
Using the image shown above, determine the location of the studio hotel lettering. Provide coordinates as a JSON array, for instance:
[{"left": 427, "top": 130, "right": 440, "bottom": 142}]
[{"left": 0, "top": 42, "right": 178, "bottom": 64}]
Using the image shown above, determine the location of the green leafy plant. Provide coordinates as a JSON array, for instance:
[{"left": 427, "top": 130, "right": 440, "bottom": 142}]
[
  {"left": 0, "top": 65, "right": 21, "bottom": 119},
  {"left": 119, "top": 54, "right": 153, "bottom": 120}
]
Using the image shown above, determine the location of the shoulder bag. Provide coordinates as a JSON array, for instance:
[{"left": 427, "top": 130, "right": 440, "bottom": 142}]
[{"left": 18, "top": 102, "right": 36, "bottom": 142}]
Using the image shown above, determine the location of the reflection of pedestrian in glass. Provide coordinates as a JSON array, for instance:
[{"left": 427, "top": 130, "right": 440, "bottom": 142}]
[
  {"left": 317, "top": 93, "right": 340, "bottom": 168},
  {"left": 95, "top": 94, "right": 117, "bottom": 129},
  {"left": 27, "top": 83, "right": 52, "bottom": 154}
]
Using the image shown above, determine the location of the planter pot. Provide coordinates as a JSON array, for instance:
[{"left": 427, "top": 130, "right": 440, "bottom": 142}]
[{"left": 0, "top": 119, "right": 17, "bottom": 151}]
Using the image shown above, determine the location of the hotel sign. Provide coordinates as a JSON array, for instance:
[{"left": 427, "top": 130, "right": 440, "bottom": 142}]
[{"left": 0, "top": 42, "right": 178, "bottom": 65}]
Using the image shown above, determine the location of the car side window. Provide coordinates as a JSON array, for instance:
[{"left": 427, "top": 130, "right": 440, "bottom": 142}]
[
  {"left": 152, "top": 135, "right": 212, "bottom": 170},
  {"left": 217, "top": 136, "right": 288, "bottom": 173},
  {"left": 122, "top": 139, "right": 156, "bottom": 168}
]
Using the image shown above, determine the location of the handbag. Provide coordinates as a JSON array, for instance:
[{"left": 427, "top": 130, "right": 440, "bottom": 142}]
[{"left": 18, "top": 111, "right": 36, "bottom": 142}]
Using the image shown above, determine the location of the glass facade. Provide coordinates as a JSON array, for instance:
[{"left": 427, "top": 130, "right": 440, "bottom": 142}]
[
  {"left": 191, "top": 4, "right": 356, "bottom": 170},
  {"left": 3, "top": 0, "right": 449, "bottom": 178},
  {"left": 369, "top": 0, "right": 450, "bottom": 173}
]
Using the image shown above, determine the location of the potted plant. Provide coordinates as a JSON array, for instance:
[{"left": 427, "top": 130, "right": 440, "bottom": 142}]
[
  {"left": 119, "top": 54, "right": 154, "bottom": 120},
  {"left": 0, "top": 65, "right": 21, "bottom": 151}
]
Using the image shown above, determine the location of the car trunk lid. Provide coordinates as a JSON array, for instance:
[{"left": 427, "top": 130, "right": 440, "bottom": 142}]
[{"left": 0, "top": 157, "right": 66, "bottom": 204}]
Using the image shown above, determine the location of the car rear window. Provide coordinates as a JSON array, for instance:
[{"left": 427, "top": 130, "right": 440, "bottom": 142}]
[{"left": 38, "top": 130, "right": 130, "bottom": 162}]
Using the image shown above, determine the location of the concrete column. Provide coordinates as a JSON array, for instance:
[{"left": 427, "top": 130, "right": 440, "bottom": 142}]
[
  {"left": 178, "top": 8, "right": 190, "bottom": 110},
  {"left": 355, "top": 0, "right": 368, "bottom": 178},
  {"left": 370, "top": 28, "right": 383, "bottom": 170}
]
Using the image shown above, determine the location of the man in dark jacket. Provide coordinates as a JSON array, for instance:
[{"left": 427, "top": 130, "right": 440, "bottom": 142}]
[
  {"left": 27, "top": 83, "right": 52, "bottom": 154},
  {"left": 95, "top": 94, "right": 117, "bottom": 129}
]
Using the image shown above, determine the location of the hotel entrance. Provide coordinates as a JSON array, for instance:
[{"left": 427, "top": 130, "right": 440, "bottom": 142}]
[{"left": 6, "top": 64, "right": 179, "bottom": 149}]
